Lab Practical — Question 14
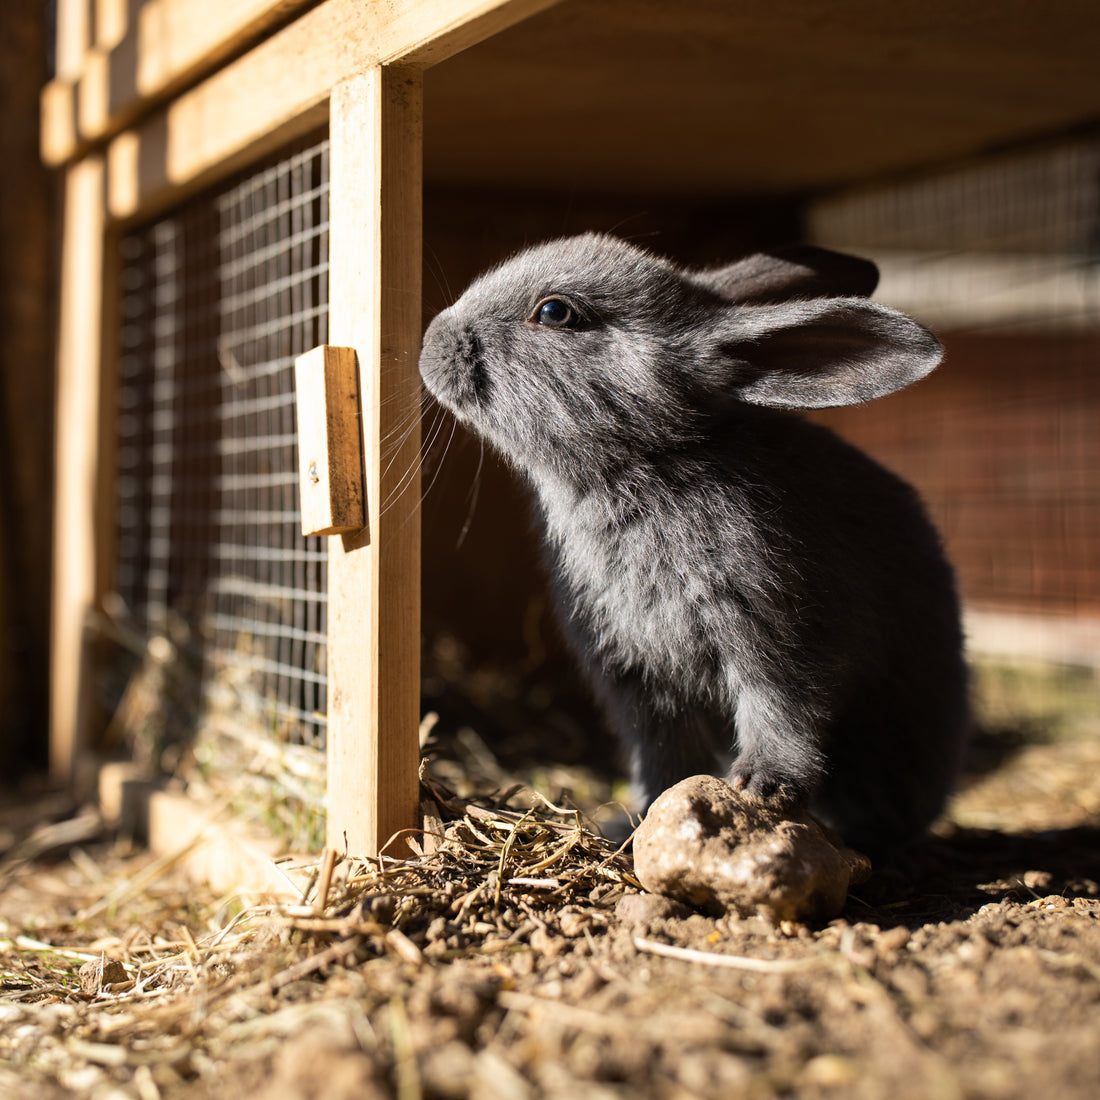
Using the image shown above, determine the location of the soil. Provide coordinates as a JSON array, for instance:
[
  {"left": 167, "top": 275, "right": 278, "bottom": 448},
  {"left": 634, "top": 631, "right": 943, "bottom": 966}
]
[{"left": 2, "top": 660, "right": 1100, "bottom": 1099}]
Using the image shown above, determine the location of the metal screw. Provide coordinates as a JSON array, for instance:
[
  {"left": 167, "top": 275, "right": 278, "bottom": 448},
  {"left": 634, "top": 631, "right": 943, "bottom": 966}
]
[{"left": 308, "top": 461, "right": 319, "bottom": 485}]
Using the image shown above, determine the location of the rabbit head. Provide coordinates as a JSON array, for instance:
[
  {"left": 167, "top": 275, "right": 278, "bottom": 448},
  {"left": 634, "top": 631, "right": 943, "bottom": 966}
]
[{"left": 419, "top": 234, "right": 941, "bottom": 483}]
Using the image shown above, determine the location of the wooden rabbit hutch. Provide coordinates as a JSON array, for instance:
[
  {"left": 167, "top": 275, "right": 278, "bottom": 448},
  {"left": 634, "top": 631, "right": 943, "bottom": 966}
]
[{"left": 42, "top": 0, "right": 1100, "bottom": 864}]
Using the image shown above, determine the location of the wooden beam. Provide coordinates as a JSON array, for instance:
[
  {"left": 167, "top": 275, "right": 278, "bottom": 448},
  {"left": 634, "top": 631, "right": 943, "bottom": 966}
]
[
  {"left": 86, "top": 0, "right": 557, "bottom": 193},
  {"left": 51, "top": 156, "right": 107, "bottom": 784},
  {"left": 375, "top": 0, "right": 562, "bottom": 67},
  {"left": 325, "top": 68, "right": 423, "bottom": 858},
  {"left": 72, "top": 0, "right": 319, "bottom": 155},
  {"left": 98, "top": 763, "right": 311, "bottom": 903}
]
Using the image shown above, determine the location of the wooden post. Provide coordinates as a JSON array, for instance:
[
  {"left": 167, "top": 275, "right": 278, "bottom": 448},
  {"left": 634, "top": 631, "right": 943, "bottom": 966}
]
[
  {"left": 51, "top": 155, "right": 106, "bottom": 784},
  {"left": 325, "top": 67, "right": 423, "bottom": 857}
]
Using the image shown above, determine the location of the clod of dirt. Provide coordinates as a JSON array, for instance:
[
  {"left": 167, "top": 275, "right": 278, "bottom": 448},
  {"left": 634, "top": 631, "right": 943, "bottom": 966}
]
[
  {"left": 255, "top": 1027, "right": 387, "bottom": 1100},
  {"left": 77, "top": 956, "right": 129, "bottom": 994},
  {"left": 632, "top": 775, "right": 871, "bottom": 923},
  {"left": 614, "top": 893, "right": 692, "bottom": 926}
]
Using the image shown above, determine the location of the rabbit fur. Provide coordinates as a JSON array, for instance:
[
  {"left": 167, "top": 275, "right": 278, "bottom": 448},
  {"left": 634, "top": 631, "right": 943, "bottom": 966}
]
[{"left": 419, "top": 234, "right": 968, "bottom": 855}]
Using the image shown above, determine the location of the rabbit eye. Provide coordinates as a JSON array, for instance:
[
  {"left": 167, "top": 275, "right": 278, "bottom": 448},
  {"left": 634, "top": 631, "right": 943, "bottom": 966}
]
[{"left": 532, "top": 298, "right": 576, "bottom": 329}]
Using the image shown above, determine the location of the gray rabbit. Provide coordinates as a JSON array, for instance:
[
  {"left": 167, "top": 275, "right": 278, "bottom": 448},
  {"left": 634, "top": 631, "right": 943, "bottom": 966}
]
[{"left": 419, "top": 234, "right": 968, "bottom": 856}]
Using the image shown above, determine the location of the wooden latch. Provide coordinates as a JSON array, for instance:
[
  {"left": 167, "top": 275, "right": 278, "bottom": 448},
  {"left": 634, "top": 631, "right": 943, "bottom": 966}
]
[{"left": 293, "top": 345, "right": 367, "bottom": 537}]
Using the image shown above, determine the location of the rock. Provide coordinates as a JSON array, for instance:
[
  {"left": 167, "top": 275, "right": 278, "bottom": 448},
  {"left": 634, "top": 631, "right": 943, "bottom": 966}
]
[{"left": 632, "top": 775, "right": 871, "bottom": 923}]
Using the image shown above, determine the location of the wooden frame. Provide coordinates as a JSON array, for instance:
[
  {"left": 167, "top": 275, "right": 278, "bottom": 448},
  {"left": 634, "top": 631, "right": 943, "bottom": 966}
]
[{"left": 46, "top": 0, "right": 557, "bottom": 856}]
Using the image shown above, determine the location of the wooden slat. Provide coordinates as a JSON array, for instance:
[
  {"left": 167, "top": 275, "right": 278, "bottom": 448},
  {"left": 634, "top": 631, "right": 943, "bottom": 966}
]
[
  {"left": 325, "top": 68, "right": 424, "bottom": 857},
  {"left": 41, "top": 0, "right": 128, "bottom": 166},
  {"left": 51, "top": 0, "right": 1100, "bottom": 196},
  {"left": 132, "top": 0, "right": 300, "bottom": 91},
  {"left": 41, "top": 0, "right": 95, "bottom": 163},
  {"left": 47, "top": 0, "right": 550, "bottom": 851},
  {"left": 73, "top": 0, "right": 317, "bottom": 153},
  {"left": 374, "top": 0, "right": 562, "bottom": 67},
  {"left": 55, "top": 0, "right": 94, "bottom": 81},
  {"left": 50, "top": 156, "right": 107, "bottom": 784},
  {"left": 41, "top": 81, "right": 81, "bottom": 167},
  {"left": 49, "top": 0, "right": 558, "bottom": 173},
  {"left": 105, "top": 0, "right": 556, "bottom": 218},
  {"left": 294, "top": 346, "right": 368, "bottom": 538},
  {"left": 94, "top": 0, "right": 129, "bottom": 51}
]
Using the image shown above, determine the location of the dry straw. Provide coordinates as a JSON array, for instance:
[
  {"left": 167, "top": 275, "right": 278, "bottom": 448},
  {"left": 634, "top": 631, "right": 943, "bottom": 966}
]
[{"left": 0, "top": 769, "right": 641, "bottom": 1092}]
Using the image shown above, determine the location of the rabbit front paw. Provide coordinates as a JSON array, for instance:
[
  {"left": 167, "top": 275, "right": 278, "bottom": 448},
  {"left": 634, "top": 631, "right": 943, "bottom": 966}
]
[{"left": 728, "top": 752, "right": 806, "bottom": 809}]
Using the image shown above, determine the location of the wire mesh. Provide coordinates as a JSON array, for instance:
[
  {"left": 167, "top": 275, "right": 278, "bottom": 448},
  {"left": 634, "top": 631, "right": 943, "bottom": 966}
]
[
  {"left": 808, "top": 137, "right": 1100, "bottom": 626},
  {"left": 115, "top": 134, "right": 331, "bottom": 748}
]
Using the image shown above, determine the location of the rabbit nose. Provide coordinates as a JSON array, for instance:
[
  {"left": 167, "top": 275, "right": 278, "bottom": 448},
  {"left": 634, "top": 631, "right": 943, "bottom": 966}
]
[
  {"left": 420, "top": 309, "right": 450, "bottom": 351},
  {"left": 419, "top": 315, "right": 486, "bottom": 410},
  {"left": 423, "top": 313, "right": 478, "bottom": 365},
  {"left": 442, "top": 327, "right": 483, "bottom": 374}
]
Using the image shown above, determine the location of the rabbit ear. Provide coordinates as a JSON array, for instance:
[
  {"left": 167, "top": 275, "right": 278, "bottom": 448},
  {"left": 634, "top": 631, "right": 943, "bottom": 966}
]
[
  {"left": 694, "top": 246, "right": 880, "bottom": 303},
  {"left": 711, "top": 297, "right": 942, "bottom": 409}
]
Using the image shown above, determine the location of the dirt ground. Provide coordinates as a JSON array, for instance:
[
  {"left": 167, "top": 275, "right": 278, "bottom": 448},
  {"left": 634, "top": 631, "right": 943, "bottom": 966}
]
[{"left": 2, "top": 657, "right": 1100, "bottom": 1099}]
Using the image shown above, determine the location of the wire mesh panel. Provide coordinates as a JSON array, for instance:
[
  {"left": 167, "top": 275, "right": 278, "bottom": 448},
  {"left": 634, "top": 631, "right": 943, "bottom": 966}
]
[
  {"left": 808, "top": 138, "right": 1100, "bottom": 626},
  {"left": 115, "top": 135, "right": 331, "bottom": 751}
]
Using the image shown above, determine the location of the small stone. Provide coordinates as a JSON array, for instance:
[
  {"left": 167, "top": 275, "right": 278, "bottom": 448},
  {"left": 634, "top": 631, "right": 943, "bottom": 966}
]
[
  {"left": 799, "top": 1053, "right": 859, "bottom": 1088},
  {"left": 557, "top": 908, "right": 590, "bottom": 937},
  {"left": 530, "top": 926, "right": 567, "bottom": 959},
  {"left": 426, "top": 916, "right": 450, "bottom": 942},
  {"left": 614, "top": 892, "right": 692, "bottom": 926},
  {"left": 890, "top": 962, "right": 930, "bottom": 1002},
  {"left": 877, "top": 925, "right": 912, "bottom": 953},
  {"left": 419, "top": 1041, "right": 475, "bottom": 1100},
  {"left": 78, "top": 957, "right": 129, "bottom": 994},
  {"left": 632, "top": 775, "right": 871, "bottom": 924}
]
